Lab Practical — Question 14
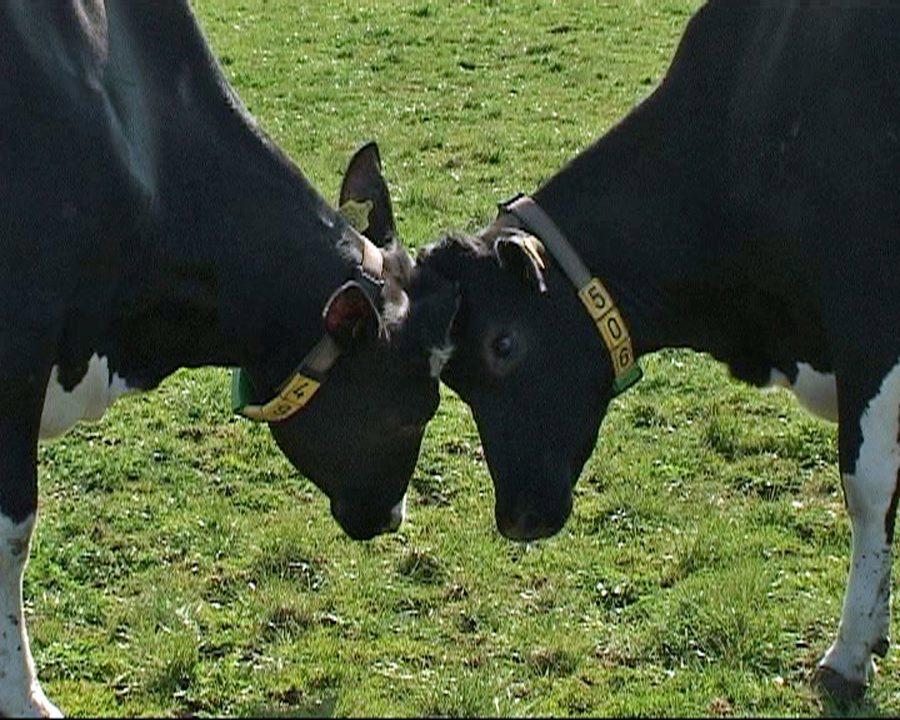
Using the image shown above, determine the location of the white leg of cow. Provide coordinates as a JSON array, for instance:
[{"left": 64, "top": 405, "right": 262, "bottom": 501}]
[
  {"left": 819, "top": 364, "right": 900, "bottom": 697},
  {"left": 0, "top": 514, "right": 61, "bottom": 718}
]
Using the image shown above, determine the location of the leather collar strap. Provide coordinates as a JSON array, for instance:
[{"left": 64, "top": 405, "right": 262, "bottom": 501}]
[
  {"left": 231, "top": 334, "right": 341, "bottom": 422},
  {"left": 230, "top": 234, "right": 385, "bottom": 423},
  {"left": 498, "top": 193, "right": 642, "bottom": 396}
]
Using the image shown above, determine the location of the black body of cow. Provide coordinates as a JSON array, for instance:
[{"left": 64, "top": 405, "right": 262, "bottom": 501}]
[
  {"left": 420, "top": 0, "right": 900, "bottom": 701},
  {"left": 0, "top": 3, "right": 457, "bottom": 715}
]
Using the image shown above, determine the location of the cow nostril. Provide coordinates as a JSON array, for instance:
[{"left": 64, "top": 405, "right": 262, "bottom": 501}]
[{"left": 498, "top": 513, "right": 533, "bottom": 542}]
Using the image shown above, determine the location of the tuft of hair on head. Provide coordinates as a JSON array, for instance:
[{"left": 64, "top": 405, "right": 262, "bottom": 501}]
[
  {"left": 380, "top": 240, "right": 414, "bottom": 328},
  {"left": 415, "top": 231, "right": 491, "bottom": 285},
  {"left": 419, "top": 232, "right": 486, "bottom": 264},
  {"left": 382, "top": 240, "right": 414, "bottom": 285}
]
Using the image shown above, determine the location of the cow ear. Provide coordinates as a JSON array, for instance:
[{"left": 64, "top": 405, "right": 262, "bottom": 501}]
[
  {"left": 323, "top": 281, "right": 382, "bottom": 348},
  {"left": 494, "top": 231, "right": 548, "bottom": 293},
  {"left": 339, "top": 142, "right": 397, "bottom": 247}
]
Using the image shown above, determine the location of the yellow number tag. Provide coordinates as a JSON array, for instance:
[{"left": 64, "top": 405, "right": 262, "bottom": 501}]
[
  {"left": 578, "top": 278, "right": 636, "bottom": 379},
  {"left": 243, "top": 374, "right": 321, "bottom": 422}
]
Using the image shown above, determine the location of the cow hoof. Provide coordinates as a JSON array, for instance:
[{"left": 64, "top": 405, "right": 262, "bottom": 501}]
[
  {"left": 0, "top": 699, "right": 62, "bottom": 719},
  {"left": 873, "top": 636, "right": 890, "bottom": 658},
  {"left": 814, "top": 665, "right": 867, "bottom": 705}
]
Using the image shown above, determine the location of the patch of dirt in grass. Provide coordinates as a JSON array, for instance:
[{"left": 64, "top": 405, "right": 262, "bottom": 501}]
[
  {"left": 594, "top": 639, "right": 639, "bottom": 669},
  {"left": 708, "top": 696, "right": 734, "bottom": 716},
  {"left": 594, "top": 579, "right": 644, "bottom": 613},
  {"left": 726, "top": 466, "right": 801, "bottom": 501},
  {"left": 411, "top": 470, "right": 456, "bottom": 507},
  {"left": 397, "top": 549, "right": 445, "bottom": 585}
]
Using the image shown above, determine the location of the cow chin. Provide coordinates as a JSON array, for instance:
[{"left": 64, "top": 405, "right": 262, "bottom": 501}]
[
  {"left": 330, "top": 496, "right": 404, "bottom": 542},
  {"left": 494, "top": 488, "right": 573, "bottom": 542}
]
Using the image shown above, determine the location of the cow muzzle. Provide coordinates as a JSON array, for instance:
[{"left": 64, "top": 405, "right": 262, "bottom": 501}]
[
  {"left": 331, "top": 494, "right": 406, "bottom": 541},
  {"left": 495, "top": 492, "right": 573, "bottom": 542}
]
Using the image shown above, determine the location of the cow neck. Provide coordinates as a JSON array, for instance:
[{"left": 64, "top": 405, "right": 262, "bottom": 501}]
[
  {"left": 531, "top": 100, "right": 736, "bottom": 365},
  {"left": 95, "top": 0, "right": 369, "bottom": 393},
  {"left": 213, "top": 185, "right": 361, "bottom": 396},
  {"left": 5, "top": 0, "right": 370, "bottom": 395},
  {"left": 230, "top": 232, "right": 386, "bottom": 424},
  {"left": 118, "top": 151, "right": 357, "bottom": 393},
  {"left": 201, "top": 72, "right": 364, "bottom": 392}
]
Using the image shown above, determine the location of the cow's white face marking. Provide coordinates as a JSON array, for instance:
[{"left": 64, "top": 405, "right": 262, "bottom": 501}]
[
  {"left": 0, "top": 514, "right": 62, "bottom": 718},
  {"left": 40, "top": 354, "right": 136, "bottom": 439},
  {"left": 768, "top": 362, "right": 838, "bottom": 422},
  {"left": 820, "top": 359, "right": 900, "bottom": 686},
  {"left": 429, "top": 343, "right": 455, "bottom": 379}
]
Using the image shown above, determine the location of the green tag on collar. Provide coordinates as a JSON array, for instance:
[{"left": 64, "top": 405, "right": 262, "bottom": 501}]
[
  {"left": 231, "top": 368, "right": 253, "bottom": 414},
  {"left": 611, "top": 363, "right": 643, "bottom": 397}
]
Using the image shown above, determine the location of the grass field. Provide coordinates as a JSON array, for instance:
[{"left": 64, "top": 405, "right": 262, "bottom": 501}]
[{"left": 28, "top": 0, "right": 900, "bottom": 716}]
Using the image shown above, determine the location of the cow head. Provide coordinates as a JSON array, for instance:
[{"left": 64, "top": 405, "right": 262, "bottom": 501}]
[
  {"left": 247, "top": 144, "right": 459, "bottom": 540},
  {"left": 417, "top": 229, "right": 612, "bottom": 541}
]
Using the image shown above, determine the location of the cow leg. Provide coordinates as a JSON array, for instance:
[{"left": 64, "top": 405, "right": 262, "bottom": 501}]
[
  {"left": 817, "top": 360, "right": 900, "bottom": 701},
  {"left": 0, "top": 515, "right": 60, "bottom": 718},
  {"left": 0, "top": 372, "right": 61, "bottom": 718}
]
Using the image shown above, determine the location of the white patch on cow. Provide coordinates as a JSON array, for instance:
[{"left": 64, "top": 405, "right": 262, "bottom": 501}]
[
  {"left": 39, "top": 354, "right": 135, "bottom": 439},
  {"left": 820, "top": 359, "right": 900, "bottom": 686},
  {"left": 381, "top": 290, "right": 411, "bottom": 329},
  {"left": 429, "top": 343, "right": 455, "bottom": 379},
  {"left": 0, "top": 514, "right": 62, "bottom": 718},
  {"left": 767, "top": 363, "right": 838, "bottom": 422},
  {"left": 791, "top": 363, "right": 838, "bottom": 421}
]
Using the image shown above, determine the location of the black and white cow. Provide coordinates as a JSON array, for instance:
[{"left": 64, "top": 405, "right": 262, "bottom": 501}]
[
  {"left": 419, "top": 0, "right": 900, "bottom": 701},
  {"left": 0, "top": 2, "right": 457, "bottom": 715}
]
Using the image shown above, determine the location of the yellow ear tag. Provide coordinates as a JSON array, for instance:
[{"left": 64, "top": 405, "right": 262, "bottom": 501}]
[{"left": 340, "top": 199, "right": 374, "bottom": 234}]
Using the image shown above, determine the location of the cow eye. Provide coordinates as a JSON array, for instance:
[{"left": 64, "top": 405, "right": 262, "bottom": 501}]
[{"left": 492, "top": 333, "right": 515, "bottom": 359}]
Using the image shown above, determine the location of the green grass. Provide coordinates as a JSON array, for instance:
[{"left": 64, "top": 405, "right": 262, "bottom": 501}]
[{"left": 27, "top": 0, "right": 900, "bottom": 716}]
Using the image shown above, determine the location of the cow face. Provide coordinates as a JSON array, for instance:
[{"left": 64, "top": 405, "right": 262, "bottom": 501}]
[
  {"left": 418, "top": 233, "right": 611, "bottom": 541},
  {"left": 265, "top": 145, "right": 459, "bottom": 541}
]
